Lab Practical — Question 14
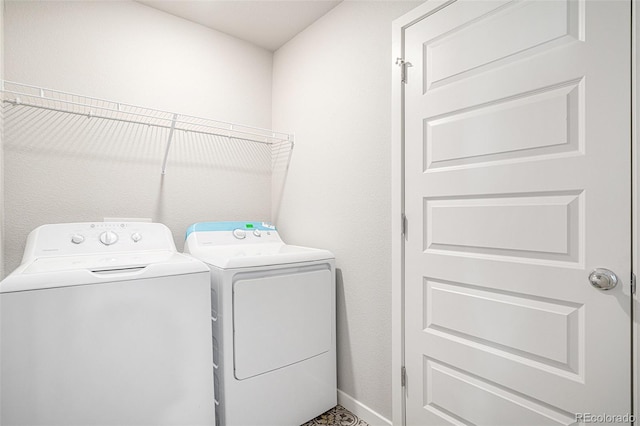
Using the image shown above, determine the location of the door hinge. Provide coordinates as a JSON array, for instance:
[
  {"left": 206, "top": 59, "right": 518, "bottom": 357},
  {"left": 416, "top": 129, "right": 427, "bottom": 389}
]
[
  {"left": 401, "top": 213, "right": 407, "bottom": 236},
  {"left": 401, "top": 366, "right": 407, "bottom": 387},
  {"left": 632, "top": 272, "right": 636, "bottom": 295},
  {"left": 396, "top": 58, "right": 413, "bottom": 84}
]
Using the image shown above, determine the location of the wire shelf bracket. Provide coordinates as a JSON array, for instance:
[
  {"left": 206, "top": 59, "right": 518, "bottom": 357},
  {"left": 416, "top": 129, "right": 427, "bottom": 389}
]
[{"left": 161, "top": 113, "right": 179, "bottom": 175}]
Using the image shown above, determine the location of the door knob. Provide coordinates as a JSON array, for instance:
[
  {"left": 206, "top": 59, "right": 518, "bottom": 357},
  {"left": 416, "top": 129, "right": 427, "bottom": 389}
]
[{"left": 588, "top": 268, "right": 618, "bottom": 290}]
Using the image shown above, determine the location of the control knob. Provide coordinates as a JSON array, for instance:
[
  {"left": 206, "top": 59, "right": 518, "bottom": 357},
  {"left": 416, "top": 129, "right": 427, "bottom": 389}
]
[
  {"left": 71, "top": 234, "right": 85, "bottom": 244},
  {"left": 131, "top": 232, "right": 142, "bottom": 243},
  {"left": 232, "top": 229, "right": 246, "bottom": 239},
  {"left": 99, "top": 230, "right": 119, "bottom": 246}
]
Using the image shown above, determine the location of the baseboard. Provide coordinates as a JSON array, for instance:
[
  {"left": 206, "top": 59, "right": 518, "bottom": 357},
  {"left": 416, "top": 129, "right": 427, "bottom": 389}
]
[{"left": 337, "top": 390, "right": 392, "bottom": 426}]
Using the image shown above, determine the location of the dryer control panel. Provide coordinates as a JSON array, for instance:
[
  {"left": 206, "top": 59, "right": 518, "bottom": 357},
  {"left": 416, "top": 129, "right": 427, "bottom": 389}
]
[{"left": 185, "top": 221, "right": 282, "bottom": 247}]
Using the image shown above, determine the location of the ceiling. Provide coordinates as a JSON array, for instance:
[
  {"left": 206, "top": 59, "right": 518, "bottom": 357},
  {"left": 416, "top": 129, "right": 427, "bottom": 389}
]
[{"left": 137, "top": 0, "right": 343, "bottom": 51}]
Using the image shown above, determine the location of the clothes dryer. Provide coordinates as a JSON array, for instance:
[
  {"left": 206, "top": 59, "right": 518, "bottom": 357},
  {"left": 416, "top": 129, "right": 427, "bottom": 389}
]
[
  {"left": 0, "top": 222, "right": 215, "bottom": 426},
  {"left": 184, "top": 221, "right": 336, "bottom": 426}
]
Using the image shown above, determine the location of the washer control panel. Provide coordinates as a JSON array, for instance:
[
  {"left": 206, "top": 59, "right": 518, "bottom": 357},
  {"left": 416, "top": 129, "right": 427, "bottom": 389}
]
[{"left": 24, "top": 222, "right": 176, "bottom": 259}]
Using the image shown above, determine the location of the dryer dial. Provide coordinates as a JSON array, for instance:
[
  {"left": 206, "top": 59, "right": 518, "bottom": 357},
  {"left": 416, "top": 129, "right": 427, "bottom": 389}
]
[{"left": 232, "top": 229, "right": 246, "bottom": 239}]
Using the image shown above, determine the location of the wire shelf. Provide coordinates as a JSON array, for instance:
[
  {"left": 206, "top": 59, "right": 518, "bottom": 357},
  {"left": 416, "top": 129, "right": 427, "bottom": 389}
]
[{"left": 1, "top": 80, "right": 294, "bottom": 173}]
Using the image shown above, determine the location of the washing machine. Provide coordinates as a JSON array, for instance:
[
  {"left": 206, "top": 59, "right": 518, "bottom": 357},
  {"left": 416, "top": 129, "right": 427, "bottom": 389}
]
[
  {"left": 0, "top": 222, "right": 215, "bottom": 426},
  {"left": 184, "top": 221, "right": 336, "bottom": 426}
]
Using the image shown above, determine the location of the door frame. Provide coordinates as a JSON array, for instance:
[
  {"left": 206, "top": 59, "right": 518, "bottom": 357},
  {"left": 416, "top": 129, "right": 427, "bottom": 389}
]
[
  {"left": 391, "top": 1, "right": 638, "bottom": 425},
  {"left": 632, "top": 0, "right": 638, "bottom": 421}
]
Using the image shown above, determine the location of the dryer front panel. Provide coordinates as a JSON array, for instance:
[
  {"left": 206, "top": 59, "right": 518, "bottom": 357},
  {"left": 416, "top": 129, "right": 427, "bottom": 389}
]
[{"left": 232, "top": 264, "right": 332, "bottom": 380}]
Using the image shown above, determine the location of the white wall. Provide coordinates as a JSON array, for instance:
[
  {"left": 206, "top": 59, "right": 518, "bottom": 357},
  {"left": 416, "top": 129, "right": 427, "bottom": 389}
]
[
  {"left": 272, "top": 1, "right": 421, "bottom": 421},
  {"left": 3, "top": 0, "right": 275, "bottom": 273}
]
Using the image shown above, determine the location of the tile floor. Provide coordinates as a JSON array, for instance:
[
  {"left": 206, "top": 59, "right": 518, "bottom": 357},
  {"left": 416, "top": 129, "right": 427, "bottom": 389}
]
[{"left": 302, "top": 405, "right": 369, "bottom": 426}]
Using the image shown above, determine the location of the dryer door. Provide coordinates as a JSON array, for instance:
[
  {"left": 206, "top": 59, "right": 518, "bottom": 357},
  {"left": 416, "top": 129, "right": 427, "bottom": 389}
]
[{"left": 232, "top": 264, "right": 333, "bottom": 380}]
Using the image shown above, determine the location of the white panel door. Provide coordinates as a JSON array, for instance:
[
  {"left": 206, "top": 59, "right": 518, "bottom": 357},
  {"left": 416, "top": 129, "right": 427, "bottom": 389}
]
[{"left": 403, "top": 1, "right": 631, "bottom": 424}]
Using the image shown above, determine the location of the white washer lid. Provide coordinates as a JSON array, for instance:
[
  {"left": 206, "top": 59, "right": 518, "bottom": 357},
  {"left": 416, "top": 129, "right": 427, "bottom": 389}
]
[{"left": 0, "top": 252, "right": 209, "bottom": 293}]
